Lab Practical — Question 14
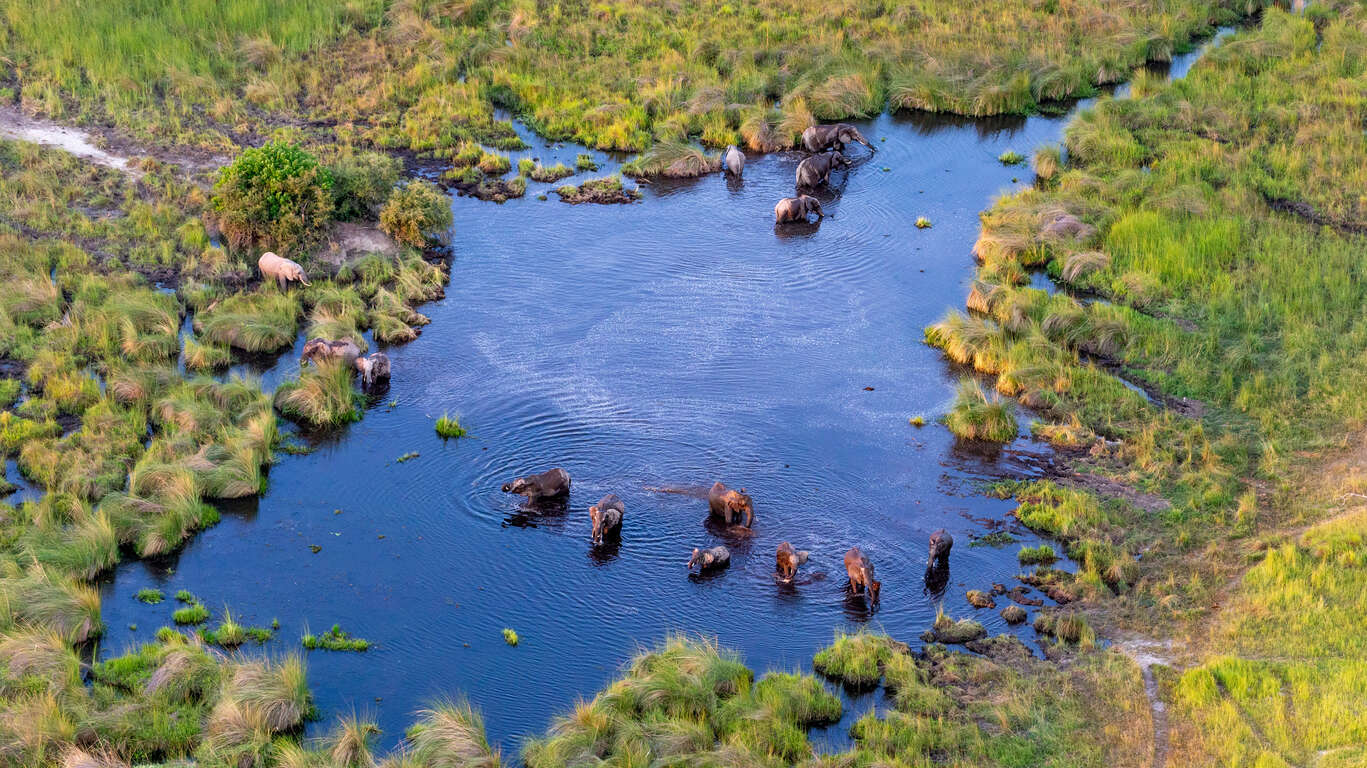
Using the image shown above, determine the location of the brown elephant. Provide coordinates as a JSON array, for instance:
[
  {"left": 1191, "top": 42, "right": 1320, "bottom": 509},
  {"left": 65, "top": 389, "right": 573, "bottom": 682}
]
[
  {"left": 708, "top": 482, "right": 754, "bottom": 528},
  {"left": 927, "top": 529, "right": 953, "bottom": 567},
  {"left": 844, "top": 547, "right": 881, "bottom": 604},
  {"left": 502, "top": 467, "right": 571, "bottom": 501},
  {"left": 776, "top": 542, "right": 810, "bottom": 582},
  {"left": 258, "top": 252, "right": 310, "bottom": 289},
  {"left": 688, "top": 545, "right": 731, "bottom": 572},
  {"left": 354, "top": 352, "right": 390, "bottom": 390},
  {"left": 796, "top": 152, "right": 850, "bottom": 189},
  {"left": 300, "top": 338, "right": 362, "bottom": 369},
  {"left": 774, "top": 195, "right": 824, "bottom": 223},
  {"left": 723, "top": 145, "right": 745, "bottom": 177},
  {"left": 589, "top": 493, "right": 625, "bottom": 545},
  {"left": 802, "top": 124, "right": 875, "bottom": 154}
]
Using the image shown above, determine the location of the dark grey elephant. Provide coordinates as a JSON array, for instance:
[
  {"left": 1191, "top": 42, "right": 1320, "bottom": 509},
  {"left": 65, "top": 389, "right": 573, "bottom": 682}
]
[
  {"left": 796, "top": 152, "right": 850, "bottom": 189},
  {"left": 802, "top": 124, "right": 875, "bottom": 154},
  {"left": 927, "top": 528, "right": 953, "bottom": 567},
  {"left": 354, "top": 352, "right": 391, "bottom": 390},
  {"left": 502, "top": 467, "right": 571, "bottom": 501},
  {"left": 688, "top": 545, "right": 731, "bottom": 572},
  {"left": 774, "top": 194, "right": 824, "bottom": 223}
]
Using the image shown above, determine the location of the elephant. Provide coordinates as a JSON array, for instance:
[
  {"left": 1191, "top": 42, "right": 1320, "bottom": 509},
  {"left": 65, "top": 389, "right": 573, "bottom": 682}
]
[
  {"left": 300, "top": 338, "right": 362, "bottom": 369},
  {"left": 802, "top": 123, "right": 875, "bottom": 154},
  {"left": 708, "top": 482, "right": 754, "bottom": 528},
  {"left": 502, "top": 467, "right": 571, "bottom": 501},
  {"left": 844, "top": 547, "right": 881, "bottom": 604},
  {"left": 796, "top": 151, "right": 850, "bottom": 189},
  {"left": 927, "top": 529, "right": 953, "bottom": 567},
  {"left": 723, "top": 145, "right": 745, "bottom": 177},
  {"left": 776, "top": 542, "right": 810, "bottom": 582},
  {"left": 354, "top": 352, "right": 391, "bottom": 390},
  {"left": 258, "top": 252, "right": 310, "bottom": 289},
  {"left": 688, "top": 545, "right": 731, "bottom": 573},
  {"left": 774, "top": 194, "right": 824, "bottom": 223},
  {"left": 589, "top": 493, "right": 625, "bottom": 545}
]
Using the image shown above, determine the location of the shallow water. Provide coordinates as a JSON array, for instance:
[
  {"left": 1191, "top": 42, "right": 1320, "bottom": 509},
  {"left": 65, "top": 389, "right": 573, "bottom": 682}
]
[{"left": 75, "top": 31, "right": 1231, "bottom": 757}]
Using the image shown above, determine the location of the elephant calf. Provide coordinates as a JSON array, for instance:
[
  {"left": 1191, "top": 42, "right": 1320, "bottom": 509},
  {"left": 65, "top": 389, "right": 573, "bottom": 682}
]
[
  {"left": 723, "top": 145, "right": 745, "bottom": 177},
  {"left": 258, "top": 252, "right": 310, "bottom": 289},
  {"left": 301, "top": 338, "right": 362, "bottom": 369},
  {"left": 927, "top": 529, "right": 953, "bottom": 567},
  {"left": 775, "top": 194, "right": 824, "bottom": 223},
  {"left": 589, "top": 493, "right": 625, "bottom": 545},
  {"left": 796, "top": 152, "right": 850, "bottom": 189},
  {"left": 844, "top": 547, "right": 881, "bottom": 604},
  {"left": 802, "top": 123, "right": 875, "bottom": 154},
  {"left": 355, "top": 352, "right": 390, "bottom": 390},
  {"left": 688, "top": 545, "right": 731, "bottom": 573},
  {"left": 776, "top": 542, "right": 810, "bottom": 582},
  {"left": 708, "top": 482, "right": 754, "bottom": 528},
  {"left": 503, "top": 467, "right": 571, "bottom": 501}
]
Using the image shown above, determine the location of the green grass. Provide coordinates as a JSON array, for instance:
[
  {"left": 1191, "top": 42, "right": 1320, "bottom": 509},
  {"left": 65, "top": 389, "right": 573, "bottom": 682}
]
[
  {"left": 172, "top": 603, "right": 209, "bottom": 625},
  {"left": 811, "top": 631, "right": 903, "bottom": 688},
  {"left": 944, "top": 377, "right": 1018, "bottom": 442},
  {"left": 135, "top": 588, "right": 164, "bottom": 605},
  {"left": 274, "top": 363, "right": 363, "bottom": 428},
  {"left": 915, "top": 216, "right": 932, "bottom": 229},
  {"left": 555, "top": 176, "right": 642, "bottom": 205},
  {"left": 999, "top": 150, "right": 1026, "bottom": 165},
  {"left": 502, "top": 628, "right": 519, "bottom": 646},
  {"left": 302, "top": 624, "right": 371, "bottom": 652},
  {"left": 1018, "top": 545, "right": 1060, "bottom": 565},
  {"left": 435, "top": 412, "right": 467, "bottom": 439}
]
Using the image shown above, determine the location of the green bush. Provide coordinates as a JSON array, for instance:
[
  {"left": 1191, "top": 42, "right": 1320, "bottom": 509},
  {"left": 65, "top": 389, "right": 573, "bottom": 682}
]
[
  {"left": 379, "top": 181, "right": 452, "bottom": 248},
  {"left": 211, "top": 141, "right": 334, "bottom": 255},
  {"left": 331, "top": 152, "right": 402, "bottom": 220}
]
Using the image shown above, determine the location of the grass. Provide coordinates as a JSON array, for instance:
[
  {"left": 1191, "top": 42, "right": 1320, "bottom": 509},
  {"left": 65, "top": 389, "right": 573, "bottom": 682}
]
[
  {"left": 274, "top": 363, "right": 363, "bottom": 429},
  {"left": 135, "top": 588, "right": 164, "bottom": 605},
  {"left": 172, "top": 603, "right": 209, "bottom": 625},
  {"left": 1018, "top": 544, "right": 1060, "bottom": 565},
  {"left": 434, "top": 413, "right": 467, "bottom": 439},
  {"left": 999, "top": 150, "right": 1026, "bottom": 165},
  {"left": 555, "top": 176, "right": 642, "bottom": 205},
  {"left": 301, "top": 624, "right": 371, "bottom": 652},
  {"left": 811, "top": 631, "right": 904, "bottom": 687},
  {"left": 621, "top": 142, "right": 721, "bottom": 178},
  {"left": 915, "top": 216, "right": 932, "bottom": 229},
  {"left": 501, "top": 628, "right": 519, "bottom": 647},
  {"left": 944, "top": 377, "right": 1018, "bottom": 442}
]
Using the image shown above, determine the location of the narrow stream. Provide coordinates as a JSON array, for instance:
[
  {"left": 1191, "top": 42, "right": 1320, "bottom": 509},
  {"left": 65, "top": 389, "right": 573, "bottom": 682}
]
[{"left": 70, "top": 28, "right": 1234, "bottom": 757}]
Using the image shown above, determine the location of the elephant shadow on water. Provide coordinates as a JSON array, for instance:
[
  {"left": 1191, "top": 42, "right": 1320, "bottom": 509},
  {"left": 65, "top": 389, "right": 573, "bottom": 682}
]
[
  {"left": 502, "top": 497, "right": 570, "bottom": 529},
  {"left": 588, "top": 532, "right": 622, "bottom": 565},
  {"left": 773, "top": 218, "right": 823, "bottom": 239},
  {"left": 842, "top": 585, "right": 878, "bottom": 622},
  {"left": 923, "top": 561, "right": 951, "bottom": 600},
  {"left": 702, "top": 515, "right": 757, "bottom": 542}
]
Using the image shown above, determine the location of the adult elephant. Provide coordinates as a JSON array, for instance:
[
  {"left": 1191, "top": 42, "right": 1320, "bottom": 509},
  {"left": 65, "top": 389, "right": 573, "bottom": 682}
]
[
  {"left": 802, "top": 123, "right": 875, "bottom": 154},
  {"left": 774, "top": 194, "right": 824, "bottom": 223},
  {"left": 258, "top": 252, "right": 310, "bottom": 289},
  {"left": 723, "top": 145, "right": 745, "bottom": 177},
  {"left": 707, "top": 482, "right": 754, "bottom": 528},
  {"left": 300, "top": 338, "right": 362, "bottom": 369},
  {"left": 796, "top": 152, "right": 850, "bottom": 189},
  {"left": 354, "top": 352, "right": 391, "bottom": 390}
]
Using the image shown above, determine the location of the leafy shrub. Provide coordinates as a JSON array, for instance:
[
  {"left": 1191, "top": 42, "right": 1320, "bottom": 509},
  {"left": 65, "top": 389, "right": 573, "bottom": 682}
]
[
  {"left": 379, "top": 181, "right": 452, "bottom": 248},
  {"left": 330, "top": 152, "right": 402, "bottom": 220},
  {"left": 211, "top": 141, "right": 334, "bottom": 254}
]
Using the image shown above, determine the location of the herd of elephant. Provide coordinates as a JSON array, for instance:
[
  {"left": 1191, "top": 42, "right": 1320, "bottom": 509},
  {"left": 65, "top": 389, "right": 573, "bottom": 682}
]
[
  {"left": 719, "top": 123, "right": 876, "bottom": 224},
  {"left": 501, "top": 466, "right": 956, "bottom": 608},
  {"left": 256, "top": 252, "right": 393, "bottom": 390}
]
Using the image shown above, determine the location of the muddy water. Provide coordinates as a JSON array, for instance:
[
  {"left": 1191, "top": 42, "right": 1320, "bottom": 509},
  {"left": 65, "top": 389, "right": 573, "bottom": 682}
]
[{"left": 83, "top": 33, "right": 1231, "bottom": 755}]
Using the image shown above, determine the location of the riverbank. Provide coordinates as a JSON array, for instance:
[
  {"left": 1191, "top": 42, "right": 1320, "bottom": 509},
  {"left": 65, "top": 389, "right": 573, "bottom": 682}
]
[{"left": 927, "top": 2, "right": 1367, "bottom": 762}]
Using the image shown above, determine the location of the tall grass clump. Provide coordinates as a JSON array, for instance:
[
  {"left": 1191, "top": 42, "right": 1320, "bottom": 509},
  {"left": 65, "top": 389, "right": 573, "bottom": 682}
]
[
  {"left": 379, "top": 181, "right": 452, "bottom": 248},
  {"left": 434, "top": 413, "right": 466, "bottom": 439},
  {"left": 622, "top": 142, "right": 721, "bottom": 178},
  {"left": 944, "top": 378, "right": 1018, "bottom": 442},
  {"left": 274, "top": 364, "right": 362, "bottom": 428},
  {"left": 812, "top": 632, "right": 905, "bottom": 688}
]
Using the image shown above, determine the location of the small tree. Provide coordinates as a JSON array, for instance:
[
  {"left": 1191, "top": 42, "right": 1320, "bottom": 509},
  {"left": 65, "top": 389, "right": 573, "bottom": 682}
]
[
  {"left": 331, "top": 152, "right": 402, "bottom": 220},
  {"left": 212, "top": 141, "right": 334, "bottom": 255},
  {"left": 379, "top": 181, "right": 452, "bottom": 248}
]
